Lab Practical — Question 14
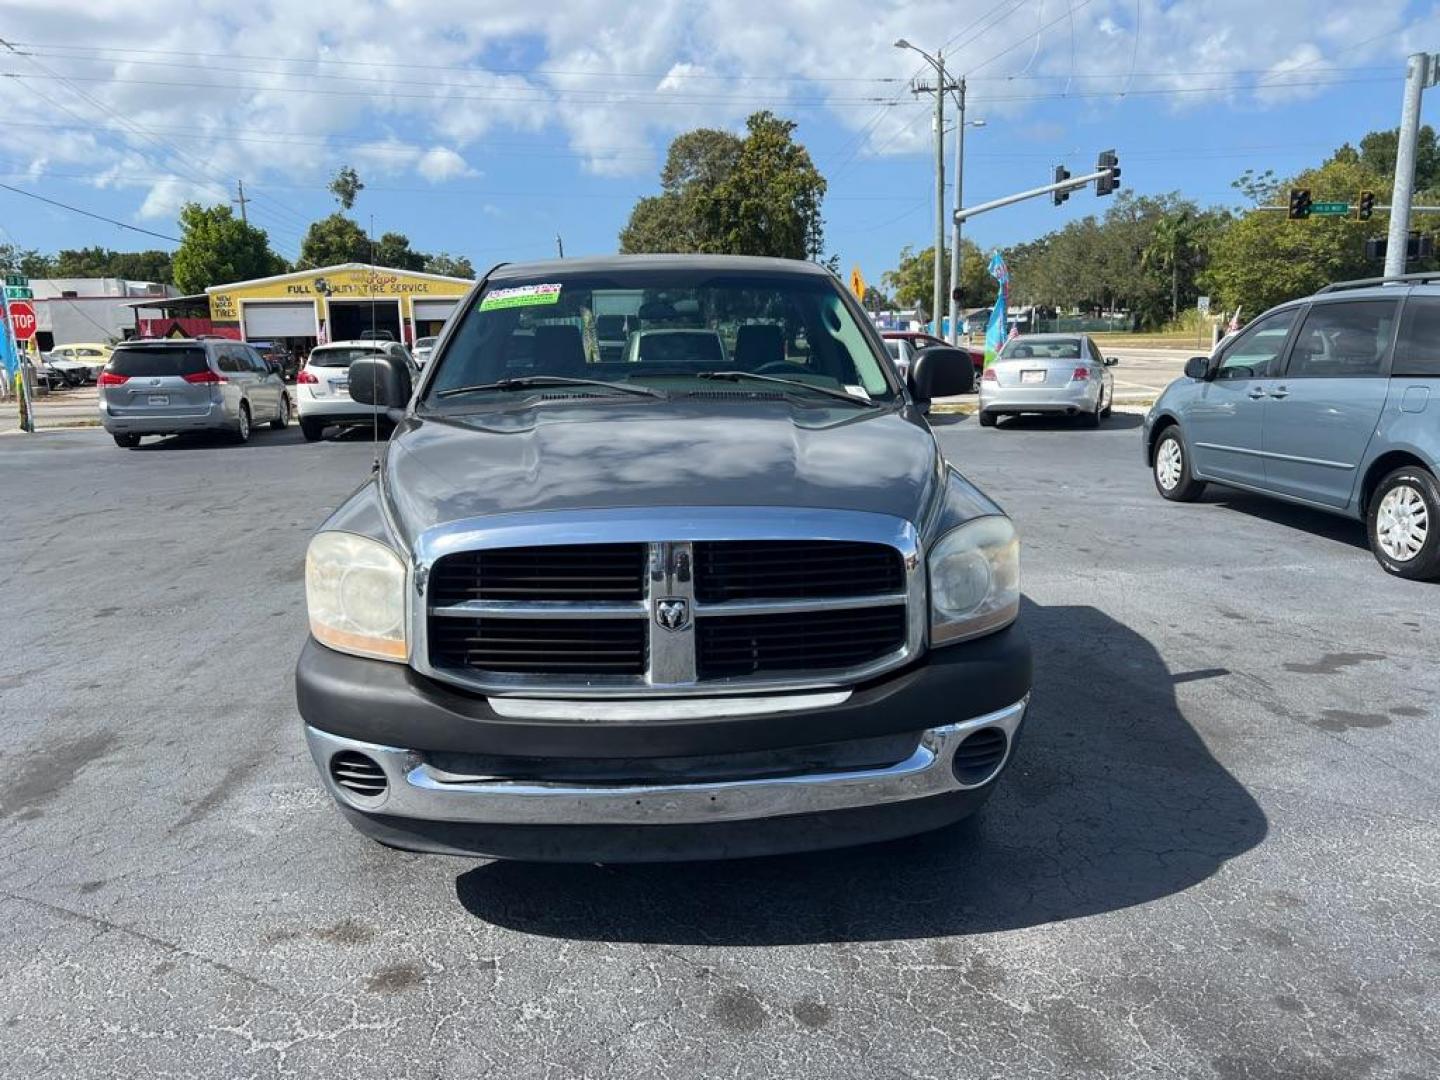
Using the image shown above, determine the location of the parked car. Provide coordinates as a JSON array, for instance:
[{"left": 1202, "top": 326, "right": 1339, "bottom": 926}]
[
  {"left": 250, "top": 340, "right": 298, "bottom": 381},
  {"left": 33, "top": 355, "right": 79, "bottom": 391},
  {"left": 296, "top": 254, "right": 1024, "bottom": 863},
  {"left": 48, "top": 342, "right": 113, "bottom": 383},
  {"left": 358, "top": 329, "right": 395, "bottom": 342},
  {"left": 413, "top": 335, "right": 438, "bottom": 368},
  {"left": 1145, "top": 273, "right": 1440, "bottom": 580},
  {"left": 978, "top": 333, "right": 1117, "bottom": 428},
  {"left": 295, "top": 340, "right": 416, "bottom": 442},
  {"left": 98, "top": 338, "right": 291, "bottom": 448},
  {"left": 882, "top": 331, "right": 983, "bottom": 378}
]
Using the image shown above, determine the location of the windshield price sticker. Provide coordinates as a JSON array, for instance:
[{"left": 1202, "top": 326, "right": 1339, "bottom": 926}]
[{"left": 480, "top": 283, "right": 562, "bottom": 311}]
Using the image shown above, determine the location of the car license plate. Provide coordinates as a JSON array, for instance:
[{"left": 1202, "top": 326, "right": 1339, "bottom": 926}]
[
  {"left": 1021, "top": 369, "right": 1045, "bottom": 384},
  {"left": 334, "top": 381, "right": 348, "bottom": 393},
  {"left": 147, "top": 394, "right": 169, "bottom": 406}
]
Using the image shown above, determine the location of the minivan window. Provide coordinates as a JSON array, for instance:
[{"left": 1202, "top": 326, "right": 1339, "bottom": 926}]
[
  {"left": 1286, "top": 300, "right": 1397, "bottom": 378},
  {"left": 108, "top": 346, "right": 209, "bottom": 378},
  {"left": 309, "top": 347, "right": 382, "bottom": 367},
  {"left": 217, "top": 349, "right": 246, "bottom": 374},
  {"left": 1394, "top": 296, "right": 1440, "bottom": 377},
  {"left": 1215, "top": 309, "right": 1297, "bottom": 380}
]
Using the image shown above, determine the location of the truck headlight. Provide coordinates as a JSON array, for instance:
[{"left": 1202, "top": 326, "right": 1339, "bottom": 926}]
[
  {"left": 928, "top": 516, "right": 1020, "bottom": 645},
  {"left": 305, "top": 532, "right": 407, "bottom": 662}
]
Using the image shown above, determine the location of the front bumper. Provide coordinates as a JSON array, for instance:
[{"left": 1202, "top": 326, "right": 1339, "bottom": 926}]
[{"left": 297, "top": 627, "right": 1032, "bottom": 861}]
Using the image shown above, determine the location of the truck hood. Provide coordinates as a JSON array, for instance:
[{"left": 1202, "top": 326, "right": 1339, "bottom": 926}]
[{"left": 382, "top": 400, "right": 942, "bottom": 542}]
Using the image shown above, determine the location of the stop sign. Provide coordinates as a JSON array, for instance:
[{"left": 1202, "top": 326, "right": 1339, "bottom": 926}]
[{"left": 6, "top": 300, "right": 36, "bottom": 341}]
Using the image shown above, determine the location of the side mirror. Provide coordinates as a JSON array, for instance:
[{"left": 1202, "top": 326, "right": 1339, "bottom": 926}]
[
  {"left": 908, "top": 345, "right": 976, "bottom": 401},
  {"left": 348, "top": 355, "right": 412, "bottom": 409},
  {"left": 1104, "top": 356, "right": 1119, "bottom": 367},
  {"left": 1184, "top": 356, "right": 1211, "bottom": 380}
]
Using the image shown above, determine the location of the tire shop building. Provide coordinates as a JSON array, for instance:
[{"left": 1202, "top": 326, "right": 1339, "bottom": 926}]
[{"left": 204, "top": 263, "right": 472, "bottom": 354}]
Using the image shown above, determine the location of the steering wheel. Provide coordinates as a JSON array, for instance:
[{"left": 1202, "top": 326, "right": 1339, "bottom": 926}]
[{"left": 753, "top": 361, "right": 805, "bottom": 375}]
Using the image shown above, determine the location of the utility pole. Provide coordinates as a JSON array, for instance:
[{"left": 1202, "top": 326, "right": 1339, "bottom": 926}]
[
  {"left": 948, "top": 79, "right": 966, "bottom": 345},
  {"left": 1386, "top": 53, "right": 1436, "bottom": 278},
  {"left": 555, "top": 233, "right": 565, "bottom": 259},
  {"left": 897, "top": 39, "right": 958, "bottom": 339},
  {"left": 232, "top": 179, "right": 250, "bottom": 225}
]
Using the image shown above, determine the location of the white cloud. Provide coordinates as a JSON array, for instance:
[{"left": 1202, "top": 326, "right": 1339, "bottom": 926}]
[
  {"left": 417, "top": 147, "right": 474, "bottom": 182},
  {"left": 0, "top": 0, "right": 1427, "bottom": 230}
]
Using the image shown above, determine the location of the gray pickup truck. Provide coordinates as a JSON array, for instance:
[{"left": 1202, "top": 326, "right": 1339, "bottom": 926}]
[{"left": 296, "top": 255, "right": 1031, "bottom": 862}]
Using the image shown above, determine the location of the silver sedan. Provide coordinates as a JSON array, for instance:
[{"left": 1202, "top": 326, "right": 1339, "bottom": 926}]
[{"left": 978, "top": 333, "right": 1117, "bottom": 428}]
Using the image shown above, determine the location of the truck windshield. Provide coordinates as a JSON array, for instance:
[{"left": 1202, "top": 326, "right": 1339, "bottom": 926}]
[{"left": 424, "top": 271, "right": 898, "bottom": 406}]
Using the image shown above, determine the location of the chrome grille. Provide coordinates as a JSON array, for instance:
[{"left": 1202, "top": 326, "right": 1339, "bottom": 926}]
[{"left": 415, "top": 508, "right": 924, "bottom": 696}]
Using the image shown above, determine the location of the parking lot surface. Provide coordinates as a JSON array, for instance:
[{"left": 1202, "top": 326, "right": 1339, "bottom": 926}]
[{"left": 2, "top": 418, "right": 1437, "bottom": 1079}]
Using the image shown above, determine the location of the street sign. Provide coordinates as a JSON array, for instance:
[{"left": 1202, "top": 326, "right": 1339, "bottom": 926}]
[
  {"left": 6, "top": 299, "right": 37, "bottom": 341},
  {"left": 4, "top": 285, "right": 33, "bottom": 300},
  {"left": 4, "top": 273, "right": 27, "bottom": 288},
  {"left": 1311, "top": 201, "right": 1350, "bottom": 215},
  {"left": 1197, "top": 296, "right": 1211, "bottom": 315}
]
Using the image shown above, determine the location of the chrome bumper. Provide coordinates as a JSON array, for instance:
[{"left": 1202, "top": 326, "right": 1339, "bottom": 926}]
[{"left": 306, "top": 697, "right": 1027, "bottom": 828}]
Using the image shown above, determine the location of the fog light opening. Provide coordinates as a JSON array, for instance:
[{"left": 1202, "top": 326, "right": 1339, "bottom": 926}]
[
  {"left": 951, "top": 727, "right": 1009, "bottom": 786},
  {"left": 329, "top": 750, "right": 389, "bottom": 802}
]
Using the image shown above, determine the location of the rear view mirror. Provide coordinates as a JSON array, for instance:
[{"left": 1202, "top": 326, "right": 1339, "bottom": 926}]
[
  {"left": 1104, "top": 356, "right": 1119, "bottom": 367},
  {"left": 908, "top": 345, "right": 976, "bottom": 400},
  {"left": 348, "top": 355, "right": 412, "bottom": 409},
  {"left": 1184, "top": 356, "right": 1211, "bottom": 380}
]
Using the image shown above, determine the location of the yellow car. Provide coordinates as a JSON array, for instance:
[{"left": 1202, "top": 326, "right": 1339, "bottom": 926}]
[{"left": 49, "top": 342, "right": 114, "bottom": 382}]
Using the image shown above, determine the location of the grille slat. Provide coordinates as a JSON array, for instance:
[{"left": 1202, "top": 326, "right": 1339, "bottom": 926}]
[
  {"left": 695, "top": 540, "right": 904, "bottom": 602},
  {"left": 697, "top": 605, "right": 906, "bottom": 679},
  {"left": 430, "top": 616, "right": 647, "bottom": 675},
  {"left": 429, "top": 544, "right": 646, "bottom": 605}
]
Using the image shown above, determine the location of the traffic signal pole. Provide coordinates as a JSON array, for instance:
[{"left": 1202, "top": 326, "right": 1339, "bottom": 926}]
[
  {"left": 1386, "top": 53, "right": 1432, "bottom": 279},
  {"left": 953, "top": 167, "right": 1116, "bottom": 224}
]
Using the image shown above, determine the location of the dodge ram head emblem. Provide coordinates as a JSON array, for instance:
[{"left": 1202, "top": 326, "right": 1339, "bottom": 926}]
[{"left": 655, "top": 598, "right": 689, "bottom": 631}]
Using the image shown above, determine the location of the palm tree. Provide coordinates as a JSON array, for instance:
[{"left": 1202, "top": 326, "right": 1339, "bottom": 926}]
[{"left": 1143, "top": 211, "right": 1197, "bottom": 322}]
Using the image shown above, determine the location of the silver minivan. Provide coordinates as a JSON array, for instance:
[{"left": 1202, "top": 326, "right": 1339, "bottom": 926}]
[
  {"left": 1144, "top": 274, "right": 1440, "bottom": 580},
  {"left": 99, "top": 339, "right": 291, "bottom": 449}
]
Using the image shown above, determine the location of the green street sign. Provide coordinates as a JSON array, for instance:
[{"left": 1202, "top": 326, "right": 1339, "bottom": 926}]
[
  {"left": 1311, "top": 201, "right": 1350, "bottom": 215},
  {"left": 3, "top": 273, "right": 27, "bottom": 288},
  {"left": 4, "top": 285, "right": 32, "bottom": 300}
]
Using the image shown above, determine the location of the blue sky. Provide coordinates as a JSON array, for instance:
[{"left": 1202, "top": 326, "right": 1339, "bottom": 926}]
[{"left": 0, "top": 0, "right": 1434, "bottom": 283}]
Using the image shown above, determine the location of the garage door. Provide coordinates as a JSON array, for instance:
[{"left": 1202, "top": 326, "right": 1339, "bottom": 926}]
[
  {"left": 413, "top": 299, "right": 459, "bottom": 323},
  {"left": 243, "top": 301, "right": 315, "bottom": 337}
]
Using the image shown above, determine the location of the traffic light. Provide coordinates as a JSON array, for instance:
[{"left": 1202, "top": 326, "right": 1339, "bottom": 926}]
[
  {"left": 1357, "top": 190, "right": 1375, "bottom": 220},
  {"left": 1288, "top": 188, "right": 1312, "bottom": 220},
  {"left": 1096, "top": 150, "right": 1120, "bottom": 196},
  {"left": 1053, "top": 165, "right": 1071, "bottom": 206}
]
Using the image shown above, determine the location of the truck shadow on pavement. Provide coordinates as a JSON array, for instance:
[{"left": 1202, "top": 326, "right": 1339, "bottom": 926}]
[{"left": 455, "top": 600, "right": 1268, "bottom": 944}]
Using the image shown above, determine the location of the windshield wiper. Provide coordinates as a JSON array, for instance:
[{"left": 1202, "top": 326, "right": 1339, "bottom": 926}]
[
  {"left": 694, "top": 370, "right": 878, "bottom": 407},
  {"left": 437, "top": 375, "right": 665, "bottom": 400}
]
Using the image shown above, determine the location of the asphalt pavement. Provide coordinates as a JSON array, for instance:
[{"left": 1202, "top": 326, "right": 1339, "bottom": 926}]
[{"left": 1, "top": 417, "right": 1437, "bottom": 1079}]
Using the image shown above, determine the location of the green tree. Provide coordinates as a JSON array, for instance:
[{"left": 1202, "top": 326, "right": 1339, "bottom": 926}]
[
  {"left": 328, "top": 165, "right": 364, "bottom": 211},
  {"left": 1357, "top": 125, "right": 1440, "bottom": 192},
  {"left": 423, "top": 252, "right": 475, "bottom": 278},
  {"left": 882, "top": 240, "right": 991, "bottom": 310},
  {"left": 171, "top": 203, "right": 287, "bottom": 294},
  {"left": 1143, "top": 211, "right": 1201, "bottom": 321},
  {"left": 619, "top": 112, "right": 826, "bottom": 260},
  {"left": 299, "top": 214, "right": 370, "bottom": 267},
  {"left": 0, "top": 243, "right": 54, "bottom": 278},
  {"left": 51, "top": 247, "right": 173, "bottom": 283},
  {"left": 1205, "top": 156, "right": 1389, "bottom": 312},
  {"left": 374, "top": 231, "right": 426, "bottom": 271},
  {"left": 861, "top": 284, "right": 893, "bottom": 310}
]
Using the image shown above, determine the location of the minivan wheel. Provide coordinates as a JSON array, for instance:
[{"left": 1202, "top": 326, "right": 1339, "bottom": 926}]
[
  {"left": 113, "top": 433, "right": 141, "bottom": 449},
  {"left": 1153, "top": 427, "right": 1205, "bottom": 502},
  {"left": 270, "top": 394, "right": 290, "bottom": 430},
  {"left": 234, "top": 404, "right": 251, "bottom": 444},
  {"left": 1368, "top": 467, "right": 1440, "bottom": 580},
  {"left": 300, "top": 417, "right": 325, "bottom": 442}
]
